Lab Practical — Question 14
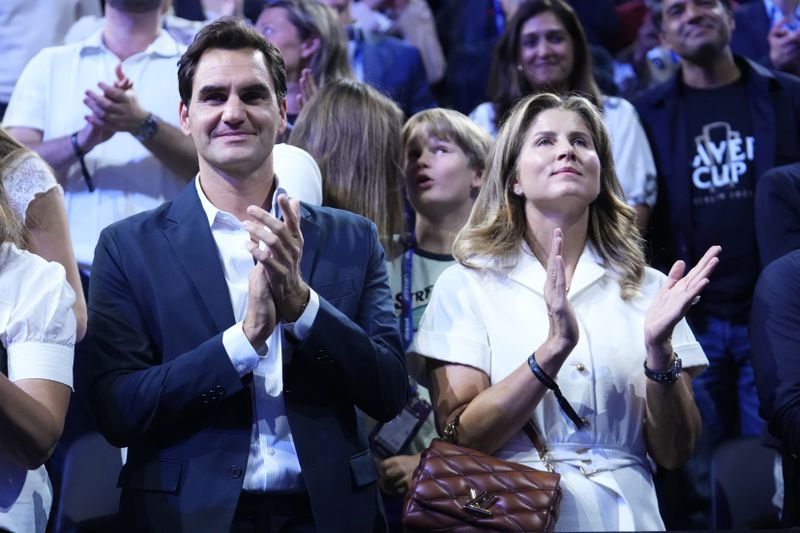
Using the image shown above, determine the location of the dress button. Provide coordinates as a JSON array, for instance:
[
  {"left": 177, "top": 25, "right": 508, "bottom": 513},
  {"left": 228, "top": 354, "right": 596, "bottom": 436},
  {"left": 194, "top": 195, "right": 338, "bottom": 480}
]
[
  {"left": 576, "top": 363, "right": 586, "bottom": 371},
  {"left": 267, "top": 448, "right": 276, "bottom": 456},
  {"left": 229, "top": 465, "right": 242, "bottom": 478}
]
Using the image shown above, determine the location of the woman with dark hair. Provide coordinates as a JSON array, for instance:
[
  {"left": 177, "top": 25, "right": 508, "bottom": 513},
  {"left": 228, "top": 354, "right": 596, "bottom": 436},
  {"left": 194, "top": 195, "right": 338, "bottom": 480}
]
[
  {"left": 411, "top": 93, "right": 719, "bottom": 531},
  {"left": 0, "top": 164, "right": 76, "bottom": 531},
  {"left": 470, "top": 0, "right": 657, "bottom": 230}
]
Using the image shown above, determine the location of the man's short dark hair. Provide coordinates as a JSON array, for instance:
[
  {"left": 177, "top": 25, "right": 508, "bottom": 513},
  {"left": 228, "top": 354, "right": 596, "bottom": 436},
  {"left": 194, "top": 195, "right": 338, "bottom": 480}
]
[
  {"left": 649, "top": 0, "right": 732, "bottom": 32},
  {"left": 177, "top": 17, "right": 287, "bottom": 106}
]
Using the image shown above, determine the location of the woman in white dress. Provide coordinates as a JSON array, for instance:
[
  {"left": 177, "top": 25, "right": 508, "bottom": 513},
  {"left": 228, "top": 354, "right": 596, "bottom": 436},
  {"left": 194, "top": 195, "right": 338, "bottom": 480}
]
[
  {"left": 0, "top": 128, "right": 86, "bottom": 340},
  {"left": 469, "top": 0, "right": 656, "bottom": 232},
  {"left": 0, "top": 169, "right": 76, "bottom": 532},
  {"left": 410, "top": 93, "right": 720, "bottom": 531}
]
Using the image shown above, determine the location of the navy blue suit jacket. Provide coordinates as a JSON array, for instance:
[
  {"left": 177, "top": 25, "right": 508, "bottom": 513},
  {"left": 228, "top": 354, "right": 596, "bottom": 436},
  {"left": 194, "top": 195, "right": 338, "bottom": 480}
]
[
  {"left": 755, "top": 162, "right": 800, "bottom": 268},
  {"left": 88, "top": 181, "right": 408, "bottom": 532},
  {"left": 750, "top": 249, "right": 800, "bottom": 523}
]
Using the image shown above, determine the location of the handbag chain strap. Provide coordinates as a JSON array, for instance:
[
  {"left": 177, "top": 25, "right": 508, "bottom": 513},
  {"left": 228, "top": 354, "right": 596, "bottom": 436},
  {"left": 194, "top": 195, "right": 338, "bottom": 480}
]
[{"left": 443, "top": 407, "right": 556, "bottom": 472}]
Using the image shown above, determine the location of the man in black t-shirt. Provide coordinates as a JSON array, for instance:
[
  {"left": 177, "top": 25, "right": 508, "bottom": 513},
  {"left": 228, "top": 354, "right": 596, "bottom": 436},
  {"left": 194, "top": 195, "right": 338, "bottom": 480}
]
[{"left": 635, "top": 0, "right": 800, "bottom": 528}]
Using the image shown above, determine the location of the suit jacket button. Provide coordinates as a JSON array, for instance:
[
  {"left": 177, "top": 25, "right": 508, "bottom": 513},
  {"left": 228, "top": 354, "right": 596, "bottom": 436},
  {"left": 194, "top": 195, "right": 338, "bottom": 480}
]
[{"left": 229, "top": 465, "right": 242, "bottom": 478}]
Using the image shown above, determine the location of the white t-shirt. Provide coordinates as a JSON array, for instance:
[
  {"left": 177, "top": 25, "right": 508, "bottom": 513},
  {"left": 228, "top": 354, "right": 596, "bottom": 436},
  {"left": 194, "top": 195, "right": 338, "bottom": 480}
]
[
  {"left": 410, "top": 243, "right": 707, "bottom": 531},
  {"left": 0, "top": 242, "right": 76, "bottom": 533},
  {"left": 469, "top": 96, "right": 657, "bottom": 208},
  {"left": 0, "top": 0, "right": 101, "bottom": 102},
  {"left": 3, "top": 29, "right": 187, "bottom": 268}
]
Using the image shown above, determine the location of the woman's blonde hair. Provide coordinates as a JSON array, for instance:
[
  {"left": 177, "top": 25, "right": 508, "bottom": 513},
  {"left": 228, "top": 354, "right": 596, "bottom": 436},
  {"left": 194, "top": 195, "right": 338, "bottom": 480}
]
[
  {"left": 0, "top": 129, "right": 29, "bottom": 249},
  {"left": 454, "top": 92, "right": 644, "bottom": 299},
  {"left": 289, "top": 79, "right": 405, "bottom": 256},
  {"left": 401, "top": 108, "right": 492, "bottom": 176}
]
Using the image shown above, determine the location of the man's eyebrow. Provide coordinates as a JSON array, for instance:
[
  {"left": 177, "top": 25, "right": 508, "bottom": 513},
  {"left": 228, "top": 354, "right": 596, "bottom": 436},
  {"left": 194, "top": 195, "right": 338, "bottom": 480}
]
[
  {"left": 240, "top": 83, "right": 271, "bottom": 94},
  {"left": 197, "top": 85, "right": 226, "bottom": 98}
]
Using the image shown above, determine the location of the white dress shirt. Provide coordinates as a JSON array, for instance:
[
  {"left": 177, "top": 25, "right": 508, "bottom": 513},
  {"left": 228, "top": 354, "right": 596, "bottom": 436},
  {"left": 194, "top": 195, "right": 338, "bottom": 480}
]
[{"left": 195, "top": 176, "right": 320, "bottom": 493}]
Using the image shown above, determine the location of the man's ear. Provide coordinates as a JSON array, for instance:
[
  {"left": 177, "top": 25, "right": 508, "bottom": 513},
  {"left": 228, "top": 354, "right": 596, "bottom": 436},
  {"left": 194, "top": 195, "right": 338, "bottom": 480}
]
[
  {"left": 277, "top": 97, "right": 288, "bottom": 136},
  {"left": 179, "top": 101, "right": 192, "bottom": 136},
  {"left": 300, "top": 36, "right": 321, "bottom": 60}
]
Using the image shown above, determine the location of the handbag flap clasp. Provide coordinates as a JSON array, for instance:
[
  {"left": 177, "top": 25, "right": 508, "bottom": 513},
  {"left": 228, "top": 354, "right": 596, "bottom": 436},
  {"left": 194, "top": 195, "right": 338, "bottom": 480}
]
[{"left": 463, "top": 487, "right": 496, "bottom": 517}]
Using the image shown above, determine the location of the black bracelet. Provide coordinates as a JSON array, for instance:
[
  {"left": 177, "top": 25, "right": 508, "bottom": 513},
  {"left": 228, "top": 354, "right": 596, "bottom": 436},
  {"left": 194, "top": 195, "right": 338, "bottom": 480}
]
[
  {"left": 70, "top": 132, "right": 95, "bottom": 192},
  {"left": 528, "top": 353, "right": 588, "bottom": 428}
]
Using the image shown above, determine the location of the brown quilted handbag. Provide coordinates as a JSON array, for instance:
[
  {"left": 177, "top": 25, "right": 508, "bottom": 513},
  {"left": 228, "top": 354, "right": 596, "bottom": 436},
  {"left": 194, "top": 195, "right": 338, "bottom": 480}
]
[{"left": 402, "top": 419, "right": 562, "bottom": 532}]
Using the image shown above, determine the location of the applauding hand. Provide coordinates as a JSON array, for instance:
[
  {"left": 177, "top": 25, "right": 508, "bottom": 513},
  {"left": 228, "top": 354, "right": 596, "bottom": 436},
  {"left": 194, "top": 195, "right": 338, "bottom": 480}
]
[
  {"left": 542, "top": 228, "right": 579, "bottom": 356},
  {"left": 644, "top": 245, "right": 721, "bottom": 366}
]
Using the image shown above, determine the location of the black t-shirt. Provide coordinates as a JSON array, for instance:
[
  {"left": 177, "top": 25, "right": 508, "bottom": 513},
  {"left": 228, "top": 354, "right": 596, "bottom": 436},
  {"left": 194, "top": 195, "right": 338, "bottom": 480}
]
[{"left": 684, "top": 79, "right": 759, "bottom": 321}]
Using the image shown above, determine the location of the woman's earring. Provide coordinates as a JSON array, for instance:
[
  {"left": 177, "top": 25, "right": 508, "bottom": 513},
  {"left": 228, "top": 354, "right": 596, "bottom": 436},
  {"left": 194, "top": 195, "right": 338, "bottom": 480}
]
[
  {"left": 513, "top": 184, "right": 523, "bottom": 196},
  {"left": 516, "top": 64, "right": 524, "bottom": 72}
]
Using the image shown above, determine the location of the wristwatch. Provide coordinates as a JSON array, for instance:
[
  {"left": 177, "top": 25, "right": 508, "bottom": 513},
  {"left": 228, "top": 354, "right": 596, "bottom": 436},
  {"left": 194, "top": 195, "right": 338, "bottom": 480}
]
[
  {"left": 643, "top": 354, "right": 682, "bottom": 384},
  {"left": 133, "top": 113, "right": 159, "bottom": 142}
]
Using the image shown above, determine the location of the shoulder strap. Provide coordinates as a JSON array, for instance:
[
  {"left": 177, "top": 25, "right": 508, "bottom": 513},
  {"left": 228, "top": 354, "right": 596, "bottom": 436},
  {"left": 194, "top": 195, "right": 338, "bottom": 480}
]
[{"left": 444, "top": 407, "right": 549, "bottom": 462}]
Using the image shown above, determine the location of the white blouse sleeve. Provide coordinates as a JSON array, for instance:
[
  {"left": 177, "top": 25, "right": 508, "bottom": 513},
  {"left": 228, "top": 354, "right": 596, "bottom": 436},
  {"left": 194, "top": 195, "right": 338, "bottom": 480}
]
[
  {"left": 1, "top": 244, "right": 76, "bottom": 387},
  {"left": 408, "top": 265, "right": 491, "bottom": 383},
  {"left": 603, "top": 96, "right": 657, "bottom": 208},
  {"left": 1, "top": 153, "right": 60, "bottom": 224}
]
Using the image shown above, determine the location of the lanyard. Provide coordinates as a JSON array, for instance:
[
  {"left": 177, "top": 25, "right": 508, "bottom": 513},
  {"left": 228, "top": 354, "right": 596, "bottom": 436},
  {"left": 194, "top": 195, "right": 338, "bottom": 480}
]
[{"left": 400, "top": 235, "right": 416, "bottom": 351}]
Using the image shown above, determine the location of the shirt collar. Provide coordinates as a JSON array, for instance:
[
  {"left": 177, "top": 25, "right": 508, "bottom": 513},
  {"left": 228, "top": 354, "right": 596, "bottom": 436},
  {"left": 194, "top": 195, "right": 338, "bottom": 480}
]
[
  {"left": 194, "top": 175, "right": 287, "bottom": 228},
  {"left": 501, "top": 240, "right": 607, "bottom": 297},
  {"left": 80, "top": 25, "right": 184, "bottom": 58}
]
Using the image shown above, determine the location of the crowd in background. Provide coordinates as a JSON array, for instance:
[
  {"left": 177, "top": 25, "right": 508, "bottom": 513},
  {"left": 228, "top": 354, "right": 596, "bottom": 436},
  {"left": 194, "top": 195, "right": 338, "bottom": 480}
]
[{"left": 1, "top": 0, "right": 800, "bottom": 531}]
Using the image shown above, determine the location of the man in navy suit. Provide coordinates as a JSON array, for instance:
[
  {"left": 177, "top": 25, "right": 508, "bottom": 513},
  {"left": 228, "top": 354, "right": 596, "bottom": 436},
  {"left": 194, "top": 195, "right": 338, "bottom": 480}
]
[{"left": 88, "top": 18, "right": 407, "bottom": 532}]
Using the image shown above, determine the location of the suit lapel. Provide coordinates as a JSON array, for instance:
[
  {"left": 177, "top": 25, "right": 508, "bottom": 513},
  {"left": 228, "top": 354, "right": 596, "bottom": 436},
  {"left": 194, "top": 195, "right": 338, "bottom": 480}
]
[
  {"left": 163, "top": 181, "right": 235, "bottom": 332},
  {"left": 299, "top": 203, "right": 320, "bottom": 283}
]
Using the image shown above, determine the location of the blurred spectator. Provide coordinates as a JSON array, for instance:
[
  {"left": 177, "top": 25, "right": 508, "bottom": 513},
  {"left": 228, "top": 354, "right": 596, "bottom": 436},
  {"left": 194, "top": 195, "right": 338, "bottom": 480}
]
[
  {"left": 732, "top": 0, "right": 800, "bottom": 76},
  {"left": 3, "top": 0, "right": 198, "bottom": 273},
  {"left": 755, "top": 162, "right": 800, "bottom": 267},
  {"left": 432, "top": 0, "right": 506, "bottom": 114},
  {"left": 567, "top": 0, "right": 624, "bottom": 50},
  {"left": 750, "top": 248, "right": 800, "bottom": 526},
  {"left": 350, "top": 0, "right": 446, "bottom": 84},
  {"left": 319, "top": 0, "right": 436, "bottom": 116},
  {"left": 470, "top": 0, "right": 657, "bottom": 231},
  {"left": 289, "top": 78, "right": 405, "bottom": 256},
  {"left": 615, "top": 9, "right": 680, "bottom": 99},
  {"left": 173, "top": 0, "right": 248, "bottom": 20},
  {"left": 256, "top": 0, "right": 353, "bottom": 127},
  {"left": 64, "top": 0, "right": 221, "bottom": 45},
  {"left": 635, "top": 0, "right": 800, "bottom": 527},
  {"left": 0, "top": 0, "right": 101, "bottom": 120}
]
